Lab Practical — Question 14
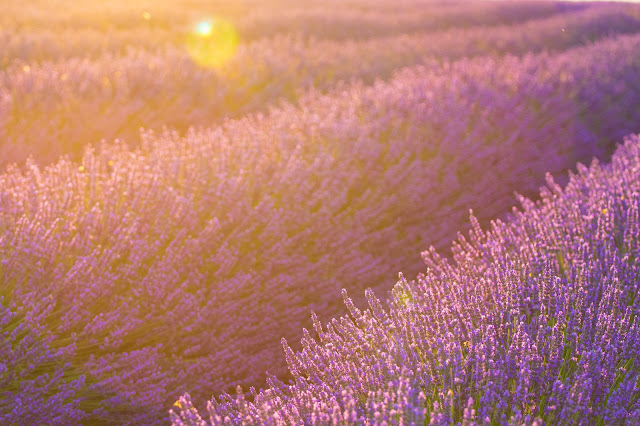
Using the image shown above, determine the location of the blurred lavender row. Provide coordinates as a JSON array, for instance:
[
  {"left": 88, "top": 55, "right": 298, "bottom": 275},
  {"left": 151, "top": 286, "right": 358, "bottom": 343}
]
[
  {"left": 2, "top": 32, "right": 640, "bottom": 423},
  {"left": 171, "top": 132, "right": 640, "bottom": 424},
  {"left": 0, "top": 0, "right": 587, "bottom": 64},
  {"left": 3, "top": 3, "right": 640, "bottom": 167}
]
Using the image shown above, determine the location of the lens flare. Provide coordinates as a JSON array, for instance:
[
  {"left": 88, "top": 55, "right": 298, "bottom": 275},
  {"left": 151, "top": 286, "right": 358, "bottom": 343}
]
[
  {"left": 196, "top": 21, "right": 213, "bottom": 36},
  {"left": 185, "top": 18, "right": 238, "bottom": 69}
]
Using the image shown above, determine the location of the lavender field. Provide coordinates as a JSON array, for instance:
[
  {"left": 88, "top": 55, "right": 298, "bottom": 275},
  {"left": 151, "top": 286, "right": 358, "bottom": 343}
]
[{"left": 1, "top": 0, "right": 640, "bottom": 424}]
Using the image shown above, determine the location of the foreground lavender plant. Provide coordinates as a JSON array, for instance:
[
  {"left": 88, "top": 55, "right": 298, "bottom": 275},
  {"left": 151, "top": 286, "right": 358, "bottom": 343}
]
[
  {"left": 0, "top": 300, "right": 89, "bottom": 424},
  {"left": 172, "top": 135, "right": 640, "bottom": 424}
]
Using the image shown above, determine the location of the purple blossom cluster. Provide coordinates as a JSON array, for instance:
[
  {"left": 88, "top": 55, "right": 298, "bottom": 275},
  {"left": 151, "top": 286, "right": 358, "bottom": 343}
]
[
  {"left": 3, "top": 3, "right": 640, "bottom": 166},
  {"left": 2, "top": 30, "right": 640, "bottom": 423},
  {"left": 171, "top": 133, "right": 640, "bottom": 425}
]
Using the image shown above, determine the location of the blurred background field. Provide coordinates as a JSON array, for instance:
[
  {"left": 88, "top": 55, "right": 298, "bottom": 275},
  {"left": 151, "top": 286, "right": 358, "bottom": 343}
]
[
  {"left": 2, "top": 1, "right": 640, "bottom": 424},
  {"left": 3, "top": 1, "right": 640, "bottom": 166}
]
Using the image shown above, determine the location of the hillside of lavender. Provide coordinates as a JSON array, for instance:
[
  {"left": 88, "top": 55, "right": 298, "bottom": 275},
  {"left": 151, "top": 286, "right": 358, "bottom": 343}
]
[{"left": 1, "top": 1, "right": 640, "bottom": 424}]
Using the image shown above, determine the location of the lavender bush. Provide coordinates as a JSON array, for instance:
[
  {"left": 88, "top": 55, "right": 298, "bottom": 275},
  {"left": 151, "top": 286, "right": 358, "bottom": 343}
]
[
  {"left": 3, "top": 3, "right": 640, "bottom": 167},
  {"left": 0, "top": 300, "right": 90, "bottom": 424},
  {"left": 171, "top": 133, "right": 640, "bottom": 425},
  {"left": 3, "top": 32, "right": 640, "bottom": 423}
]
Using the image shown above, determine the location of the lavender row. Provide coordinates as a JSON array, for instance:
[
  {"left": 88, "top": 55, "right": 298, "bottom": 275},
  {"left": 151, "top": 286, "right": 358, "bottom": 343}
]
[
  {"left": 3, "top": 34, "right": 640, "bottom": 423},
  {"left": 171, "top": 132, "right": 640, "bottom": 425},
  {"left": 0, "top": 1, "right": 586, "bottom": 64},
  {"left": 3, "top": 4, "right": 640, "bottom": 167}
]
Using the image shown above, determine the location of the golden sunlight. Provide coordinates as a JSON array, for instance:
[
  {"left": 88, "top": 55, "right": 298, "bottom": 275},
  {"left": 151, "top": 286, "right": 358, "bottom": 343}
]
[{"left": 184, "top": 18, "right": 238, "bottom": 69}]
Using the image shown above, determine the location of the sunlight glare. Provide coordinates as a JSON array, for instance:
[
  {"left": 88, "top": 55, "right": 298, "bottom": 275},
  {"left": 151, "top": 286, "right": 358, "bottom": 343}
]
[
  {"left": 185, "top": 18, "right": 239, "bottom": 69},
  {"left": 196, "top": 21, "right": 213, "bottom": 37}
]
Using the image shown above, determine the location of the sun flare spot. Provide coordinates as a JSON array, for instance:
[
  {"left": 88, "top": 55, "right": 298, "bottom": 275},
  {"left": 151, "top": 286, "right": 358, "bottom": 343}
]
[
  {"left": 185, "top": 18, "right": 239, "bottom": 69},
  {"left": 196, "top": 21, "right": 213, "bottom": 37}
]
